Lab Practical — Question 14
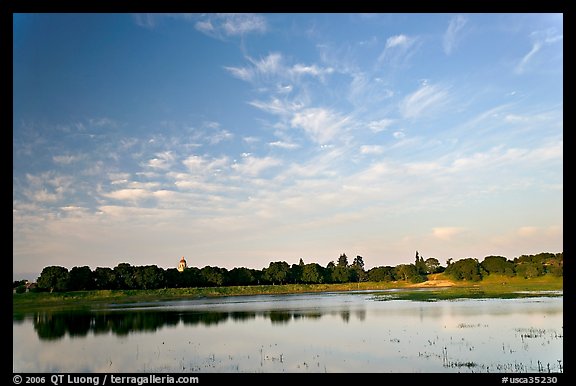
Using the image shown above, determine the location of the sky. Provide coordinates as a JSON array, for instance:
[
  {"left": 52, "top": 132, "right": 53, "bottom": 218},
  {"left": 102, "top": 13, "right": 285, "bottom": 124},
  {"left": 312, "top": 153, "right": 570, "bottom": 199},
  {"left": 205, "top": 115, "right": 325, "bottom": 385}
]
[{"left": 13, "top": 13, "right": 563, "bottom": 281}]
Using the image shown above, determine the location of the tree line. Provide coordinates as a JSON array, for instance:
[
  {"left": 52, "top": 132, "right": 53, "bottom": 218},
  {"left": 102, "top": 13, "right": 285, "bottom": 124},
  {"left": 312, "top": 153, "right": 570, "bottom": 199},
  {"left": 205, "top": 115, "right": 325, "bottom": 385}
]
[{"left": 14, "top": 251, "right": 563, "bottom": 293}]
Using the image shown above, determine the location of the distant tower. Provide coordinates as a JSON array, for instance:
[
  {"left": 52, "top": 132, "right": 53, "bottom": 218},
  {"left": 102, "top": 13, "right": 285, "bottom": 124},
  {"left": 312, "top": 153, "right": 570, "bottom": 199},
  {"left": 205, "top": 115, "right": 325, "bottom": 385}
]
[{"left": 177, "top": 256, "right": 187, "bottom": 272}]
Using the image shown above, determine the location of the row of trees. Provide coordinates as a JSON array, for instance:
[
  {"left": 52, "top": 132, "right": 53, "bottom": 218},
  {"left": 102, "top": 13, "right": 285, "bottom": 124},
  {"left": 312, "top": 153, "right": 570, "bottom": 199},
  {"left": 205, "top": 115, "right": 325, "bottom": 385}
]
[{"left": 16, "top": 252, "right": 563, "bottom": 293}]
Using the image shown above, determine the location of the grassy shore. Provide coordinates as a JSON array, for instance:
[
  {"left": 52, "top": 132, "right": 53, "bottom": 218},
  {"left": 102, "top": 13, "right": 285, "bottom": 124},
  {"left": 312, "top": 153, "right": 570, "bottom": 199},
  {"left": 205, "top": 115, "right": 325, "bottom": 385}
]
[{"left": 12, "top": 273, "right": 563, "bottom": 315}]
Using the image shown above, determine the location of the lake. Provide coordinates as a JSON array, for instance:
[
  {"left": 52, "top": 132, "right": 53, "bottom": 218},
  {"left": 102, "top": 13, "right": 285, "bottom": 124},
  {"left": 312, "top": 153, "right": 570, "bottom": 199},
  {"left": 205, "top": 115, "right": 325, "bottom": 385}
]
[{"left": 13, "top": 289, "right": 563, "bottom": 373}]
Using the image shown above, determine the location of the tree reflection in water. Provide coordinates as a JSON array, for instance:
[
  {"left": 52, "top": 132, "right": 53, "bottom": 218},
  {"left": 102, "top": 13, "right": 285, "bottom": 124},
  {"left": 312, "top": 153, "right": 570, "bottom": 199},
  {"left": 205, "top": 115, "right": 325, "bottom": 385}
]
[{"left": 30, "top": 309, "right": 348, "bottom": 340}]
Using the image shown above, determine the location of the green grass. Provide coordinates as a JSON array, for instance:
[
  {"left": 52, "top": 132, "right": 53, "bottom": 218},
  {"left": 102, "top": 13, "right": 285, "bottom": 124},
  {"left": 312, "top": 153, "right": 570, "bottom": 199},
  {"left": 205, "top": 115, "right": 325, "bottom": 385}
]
[{"left": 13, "top": 274, "right": 563, "bottom": 315}]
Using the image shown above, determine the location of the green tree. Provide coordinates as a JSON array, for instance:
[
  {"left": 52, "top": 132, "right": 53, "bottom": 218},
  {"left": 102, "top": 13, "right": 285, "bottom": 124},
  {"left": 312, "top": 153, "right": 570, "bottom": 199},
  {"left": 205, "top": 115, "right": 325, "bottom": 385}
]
[
  {"left": 415, "top": 251, "right": 427, "bottom": 275},
  {"left": 68, "top": 266, "right": 94, "bottom": 291},
  {"left": 37, "top": 266, "right": 70, "bottom": 292},
  {"left": 181, "top": 266, "right": 202, "bottom": 287},
  {"left": 289, "top": 263, "right": 303, "bottom": 284},
  {"left": 164, "top": 268, "right": 183, "bottom": 288},
  {"left": 330, "top": 265, "right": 351, "bottom": 283},
  {"left": 200, "top": 266, "right": 228, "bottom": 286},
  {"left": 93, "top": 267, "right": 116, "bottom": 289},
  {"left": 133, "top": 265, "right": 165, "bottom": 289},
  {"left": 13, "top": 279, "right": 27, "bottom": 289},
  {"left": 229, "top": 267, "right": 256, "bottom": 286},
  {"left": 352, "top": 255, "right": 367, "bottom": 282},
  {"left": 444, "top": 258, "right": 483, "bottom": 281},
  {"left": 114, "top": 263, "right": 136, "bottom": 289},
  {"left": 394, "top": 264, "right": 425, "bottom": 283},
  {"left": 367, "top": 266, "right": 395, "bottom": 282},
  {"left": 515, "top": 262, "right": 544, "bottom": 279},
  {"left": 13, "top": 279, "right": 29, "bottom": 293},
  {"left": 513, "top": 253, "right": 555, "bottom": 278},
  {"left": 337, "top": 253, "right": 349, "bottom": 267},
  {"left": 424, "top": 258, "right": 442, "bottom": 274},
  {"left": 546, "top": 252, "right": 563, "bottom": 277},
  {"left": 264, "top": 261, "right": 290, "bottom": 284},
  {"left": 301, "top": 263, "right": 325, "bottom": 283},
  {"left": 480, "top": 256, "right": 515, "bottom": 276}
]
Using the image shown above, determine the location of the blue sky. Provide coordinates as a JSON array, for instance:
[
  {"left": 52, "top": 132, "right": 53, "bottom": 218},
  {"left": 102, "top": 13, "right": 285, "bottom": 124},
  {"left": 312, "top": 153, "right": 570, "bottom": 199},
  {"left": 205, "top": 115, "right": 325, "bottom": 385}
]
[{"left": 13, "top": 13, "right": 563, "bottom": 280}]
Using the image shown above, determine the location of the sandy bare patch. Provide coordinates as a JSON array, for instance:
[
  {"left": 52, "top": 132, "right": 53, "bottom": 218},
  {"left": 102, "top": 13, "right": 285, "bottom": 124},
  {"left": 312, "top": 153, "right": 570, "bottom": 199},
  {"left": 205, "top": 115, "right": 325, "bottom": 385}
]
[
  {"left": 408, "top": 273, "right": 456, "bottom": 288},
  {"left": 409, "top": 279, "right": 455, "bottom": 288}
]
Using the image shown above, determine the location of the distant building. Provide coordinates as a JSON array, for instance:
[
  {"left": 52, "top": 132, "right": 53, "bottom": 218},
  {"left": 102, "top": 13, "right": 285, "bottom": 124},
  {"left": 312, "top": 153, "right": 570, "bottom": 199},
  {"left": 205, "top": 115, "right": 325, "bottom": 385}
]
[
  {"left": 177, "top": 256, "right": 187, "bottom": 272},
  {"left": 25, "top": 280, "right": 37, "bottom": 292}
]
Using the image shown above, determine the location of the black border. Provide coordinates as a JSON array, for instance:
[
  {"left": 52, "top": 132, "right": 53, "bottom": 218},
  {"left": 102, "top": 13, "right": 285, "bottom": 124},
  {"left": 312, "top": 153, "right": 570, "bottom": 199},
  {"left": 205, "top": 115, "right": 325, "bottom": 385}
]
[{"left": 6, "top": 0, "right": 568, "bottom": 382}]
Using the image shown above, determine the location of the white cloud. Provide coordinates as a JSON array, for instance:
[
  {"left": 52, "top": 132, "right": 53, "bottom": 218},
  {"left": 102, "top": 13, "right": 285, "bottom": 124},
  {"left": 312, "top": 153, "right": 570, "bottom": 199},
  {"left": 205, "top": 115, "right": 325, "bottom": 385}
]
[
  {"left": 443, "top": 15, "right": 467, "bottom": 55},
  {"left": 432, "top": 227, "right": 466, "bottom": 241},
  {"left": 400, "top": 83, "right": 449, "bottom": 119},
  {"left": 104, "top": 188, "right": 151, "bottom": 202},
  {"left": 225, "top": 52, "right": 282, "bottom": 82},
  {"left": 108, "top": 172, "right": 131, "bottom": 185},
  {"left": 449, "top": 140, "right": 563, "bottom": 173},
  {"left": 23, "top": 172, "right": 73, "bottom": 204},
  {"left": 209, "top": 129, "right": 234, "bottom": 144},
  {"left": 348, "top": 72, "right": 395, "bottom": 109},
  {"left": 59, "top": 206, "right": 90, "bottom": 216},
  {"left": 225, "top": 66, "right": 253, "bottom": 82},
  {"left": 194, "top": 13, "right": 267, "bottom": 38},
  {"left": 378, "top": 34, "right": 418, "bottom": 66},
  {"left": 32, "top": 189, "right": 60, "bottom": 203},
  {"left": 269, "top": 140, "right": 300, "bottom": 150},
  {"left": 360, "top": 145, "right": 384, "bottom": 155},
  {"left": 53, "top": 154, "right": 82, "bottom": 165},
  {"left": 182, "top": 155, "right": 229, "bottom": 175},
  {"left": 219, "top": 13, "right": 267, "bottom": 36},
  {"left": 517, "top": 226, "right": 539, "bottom": 237},
  {"left": 132, "top": 13, "right": 157, "bottom": 29},
  {"left": 290, "top": 107, "right": 349, "bottom": 145},
  {"left": 194, "top": 20, "right": 214, "bottom": 34},
  {"left": 251, "top": 52, "right": 283, "bottom": 76},
  {"left": 515, "top": 28, "right": 563, "bottom": 74},
  {"left": 147, "top": 151, "right": 176, "bottom": 170},
  {"left": 232, "top": 155, "right": 282, "bottom": 176},
  {"left": 386, "top": 34, "right": 411, "bottom": 48},
  {"left": 226, "top": 52, "right": 334, "bottom": 84},
  {"left": 290, "top": 64, "right": 334, "bottom": 79},
  {"left": 367, "top": 118, "right": 394, "bottom": 133},
  {"left": 249, "top": 97, "right": 302, "bottom": 116}
]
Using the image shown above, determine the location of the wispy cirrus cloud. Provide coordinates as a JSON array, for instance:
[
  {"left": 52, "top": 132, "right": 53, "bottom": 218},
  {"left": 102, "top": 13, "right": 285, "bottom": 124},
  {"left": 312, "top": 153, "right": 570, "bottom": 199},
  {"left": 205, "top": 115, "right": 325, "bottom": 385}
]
[
  {"left": 195, "top": 13, "right": 267, "bottom": 39},
  {"left": 133, "top": 13, "right": 267, "bottom": 38},
  {"left": 359, "top": 145, "right": 384, "bottom": 155},
  {"left": 248, "top": 97, "right": 303, "bottom": 116},
  {"left": 378, "top": 34, "right": 419, "bottom": 67},
  {"left": 366, "top": 118, "right": 395, "bottom": 133},
  {"left": 515, "top": 28, "right": 563, "bottom": 74},
  {"left": 132, "top": 13, "right": 195, "bottom": 29},
  {"left": 443, "top": 15, "right": 468, "bottom": 55},
  {"left": 225, "top": 52, "right": 334, "bottom": 83},
  {"left": 400, "top": 82, "right": 449, "bottom": 119},
  {"left": 448, "top": 140, "right": 562, "bottom": 174},
  {"left": 290, "top": 108, "right": 350, "bottom": 145},
  {"left": 269, "top": 140, "right": 300, "bottom": 150}
]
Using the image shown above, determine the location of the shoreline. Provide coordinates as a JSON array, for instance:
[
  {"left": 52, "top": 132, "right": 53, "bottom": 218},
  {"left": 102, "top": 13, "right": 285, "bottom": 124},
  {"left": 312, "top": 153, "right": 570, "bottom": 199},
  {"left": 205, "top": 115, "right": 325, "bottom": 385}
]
[{"left": 13, "top": 274, "right": 563, "bottom": 315}]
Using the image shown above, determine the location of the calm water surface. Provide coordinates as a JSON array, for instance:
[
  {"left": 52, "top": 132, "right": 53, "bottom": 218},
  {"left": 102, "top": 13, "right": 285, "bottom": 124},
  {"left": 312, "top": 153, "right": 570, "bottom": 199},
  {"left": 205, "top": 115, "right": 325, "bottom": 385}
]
[{"left": 13, "top": 290, "right": 563, "bottom": 373}]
